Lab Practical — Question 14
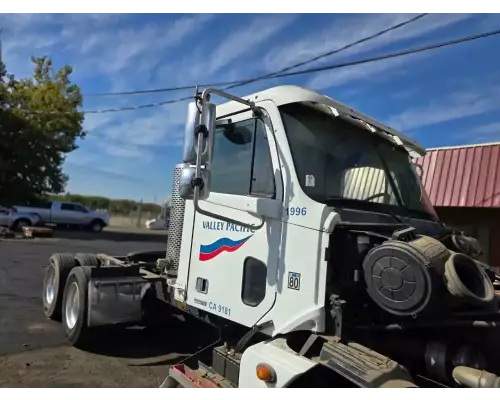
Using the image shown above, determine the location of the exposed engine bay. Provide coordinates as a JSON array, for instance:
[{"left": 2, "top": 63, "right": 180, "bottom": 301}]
[{"left": 324, "top": 222, "right": 500, "bottom": 387}]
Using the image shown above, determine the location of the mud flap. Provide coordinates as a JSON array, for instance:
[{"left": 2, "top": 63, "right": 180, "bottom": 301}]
[{"left": 87, "top": 276, "right": 147, "bottom": 327}]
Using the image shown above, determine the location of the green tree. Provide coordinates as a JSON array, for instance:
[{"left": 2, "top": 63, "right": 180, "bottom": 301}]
[{"left": 0, "top": 56, "right": 84, "bottom": 206}]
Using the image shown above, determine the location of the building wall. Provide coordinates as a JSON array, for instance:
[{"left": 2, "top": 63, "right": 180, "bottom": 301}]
[
  {"left": 415, "top": 143, "right": 500, "bottom": 208},
  {"left": 435, "top": 207, "right": 499, "bottom": 267},
  {"left": 415, "top": 143, "right": 500, "bottom": 272}
]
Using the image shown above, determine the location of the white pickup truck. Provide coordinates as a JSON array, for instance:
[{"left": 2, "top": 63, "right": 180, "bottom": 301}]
[{"left": 14, "top": 201, "right": 110, "bottom": 233}]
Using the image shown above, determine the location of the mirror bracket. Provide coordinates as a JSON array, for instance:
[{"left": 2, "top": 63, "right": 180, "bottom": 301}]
[
  {"left": 195, "top": 124, "right": 209, "bottom": 139},
  {"left": 191, "top": 177, "right": 204, "bottom": 190}
]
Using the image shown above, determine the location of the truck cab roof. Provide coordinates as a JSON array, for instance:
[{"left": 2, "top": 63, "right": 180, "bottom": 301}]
[{"left": 216, "top": 85, "right": 425, "bottom": 157}]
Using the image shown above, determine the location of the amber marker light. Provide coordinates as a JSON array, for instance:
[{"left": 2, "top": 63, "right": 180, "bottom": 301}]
[{"left": 256, "top": 363, "right": 276, "bottom": 383}]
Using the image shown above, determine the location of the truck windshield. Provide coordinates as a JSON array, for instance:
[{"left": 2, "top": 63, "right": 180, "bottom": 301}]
[{"left": 279, "top": 102, "right": 436, "bottom": 220}]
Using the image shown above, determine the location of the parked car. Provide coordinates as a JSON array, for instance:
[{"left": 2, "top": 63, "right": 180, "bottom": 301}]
[
  {"left": 0, "top": 206, "right": 41, "bottom": 231},
  {"left": 13, "top": 201, "right": 110, "bottom": 233},
  {"left": 145, "top": 217, "right": 169, "bottom": 230}
]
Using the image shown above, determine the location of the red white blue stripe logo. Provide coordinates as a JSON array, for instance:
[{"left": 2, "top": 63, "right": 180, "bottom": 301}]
[{"left": 199, "top": 235, "right": 252, "bottom": 261}]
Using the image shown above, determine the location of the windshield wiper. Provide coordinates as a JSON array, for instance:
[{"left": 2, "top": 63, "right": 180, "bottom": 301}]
[
  {"left": 372, "top": 141, "right": 405, "bottom": 209},
  {"left": 383, "top": 209, "right": 405, "bottom": 224}
]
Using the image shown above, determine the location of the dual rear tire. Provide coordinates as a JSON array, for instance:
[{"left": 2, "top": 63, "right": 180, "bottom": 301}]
[
  {"left": 43, "top": 253, "right": 99, "bottom": 347},
  {"left": 43, "top": 252, "right": 159, "bottom": 348},
  {"left": 62, "top": 266, "right": 93, "bottom": 346},
  {"left": 43, "top": 253, "right": 75, "bottom": 321}
]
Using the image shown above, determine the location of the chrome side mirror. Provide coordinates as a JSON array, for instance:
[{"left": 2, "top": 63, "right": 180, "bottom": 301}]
[
  {"left": 181, "top": 99, "right": 216, "bottom": 199},
  {"left": 198, "top": 102, "right": 217, "bottom": 167},
  {"left": 182, "top": 102, "right": 200, "bottom": 164},
  {"left": 178, "top": 164, "right": 210, "bottom": 200},
  {"left": 182, "top": 101, "right": 217, "bottom": 167}
]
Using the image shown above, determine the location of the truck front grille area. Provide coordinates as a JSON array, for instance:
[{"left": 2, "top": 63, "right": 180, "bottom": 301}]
[{"left": 165, "top": 164, "right": 187, "bottom": 272}]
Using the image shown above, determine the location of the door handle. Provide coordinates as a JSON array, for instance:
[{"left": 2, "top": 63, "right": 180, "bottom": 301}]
[{"left": 195, "top": 277, "right": 209, "bottom": 294}]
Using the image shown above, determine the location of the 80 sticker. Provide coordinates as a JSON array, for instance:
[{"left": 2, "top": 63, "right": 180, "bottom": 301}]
[{"left": 287, "top": 272, "right": 301, "bottom": 290}]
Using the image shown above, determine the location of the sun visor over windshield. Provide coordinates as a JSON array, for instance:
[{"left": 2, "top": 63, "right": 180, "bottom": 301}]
[
  {"left": 299, "top": 100, "right": 425, "bottom": 158},
  {"left": 336, "top": 113, "right": 425, "bottom": 158}
]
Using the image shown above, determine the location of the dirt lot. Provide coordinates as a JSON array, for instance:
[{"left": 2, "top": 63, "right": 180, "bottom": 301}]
[{"left": 0, "top": 229, "right": 216, "bottom": 387}]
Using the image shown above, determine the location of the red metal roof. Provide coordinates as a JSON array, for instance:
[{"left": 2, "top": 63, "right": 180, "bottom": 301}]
[{"left": 415, "top": 142, "right": 500, "bottom": 208}]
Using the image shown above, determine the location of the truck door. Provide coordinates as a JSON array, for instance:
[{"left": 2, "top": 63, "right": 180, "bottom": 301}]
[
  {"left": 50, "top": 202, "right": 70, "bottom": 224},
  {"left": 186, "top": 109, "right": 283, "bottom": 328},
  {"left": 56, "top": 202, "right": 90, "bottom": 225}
]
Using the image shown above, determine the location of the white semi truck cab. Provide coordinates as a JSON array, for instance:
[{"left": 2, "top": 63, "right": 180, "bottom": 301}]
[{"left": 42, "top": 85, "right": 500, "bottom": 388}]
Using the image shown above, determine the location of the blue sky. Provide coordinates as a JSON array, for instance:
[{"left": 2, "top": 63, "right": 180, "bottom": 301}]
[{"left": 1, "top": 13, "right": 500, "bottom": 203}]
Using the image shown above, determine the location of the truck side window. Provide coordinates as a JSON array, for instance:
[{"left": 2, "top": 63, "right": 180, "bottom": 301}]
[
  {"left": 211, "top": 118, "right": 275, "bottom": 198},
  {"left": 61, "top": 203, "right": 76, "bottom": 211},
  {"left": 74, "top": 204, "right": 88, "bottom": 213},
  {"left": 250, "top": 120, "right": 275, "bottom": 197}
]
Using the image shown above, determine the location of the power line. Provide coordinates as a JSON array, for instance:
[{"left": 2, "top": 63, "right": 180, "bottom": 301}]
[
  {"left": 223, "top": 13, "right": 429, "bottom": 90},
  {"left": 12, "top": 27, "right": 500, "bottom": 116},
  {"left": 269, "top": 28, "right": 500, "bottom": 80},
  {"left": 84, "top": 13, "right": 428, "bottom": 98},
  {"left": 8, "top": 95, "right": 191, "bottom": 115}
]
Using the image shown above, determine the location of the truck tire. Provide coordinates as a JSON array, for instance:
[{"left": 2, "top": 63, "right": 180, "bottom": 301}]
[
  {"left": 89, "top": 219, "right": 104, "bottom": 233},
  {"left": 62, "top": 266, "right": 93, "bottom": 347},
  {"left": 43, "top": 253, "right": 76, "bottom": 320},
  {"left": 74, "top": 253, "right": 100, "bottom": 268}
]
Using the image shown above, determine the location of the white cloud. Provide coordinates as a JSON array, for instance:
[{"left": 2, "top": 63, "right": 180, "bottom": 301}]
[
  {"left": 166, "top": 14, "right": 215, "bottom": 47},
  {"left": 466, "top": 122, "right": 500, "bottom": 143},
  {"left": 264, "top": 14, "right": 471, "bottom": 73},
  {"left": 64, "top": 151, "right": 96, "bottom": 167},
  {"left": 445, "top": 121, "right": 500, "bottom": 147},
  {"left": 0, "top": 13, "right": 216, "bottom": 82},
  {"left": 307, "top": 51, "right": 429, "bottom": 90},
  {"left": 83, "top": 113, "right": 116, "bottom": 132},
  {"left": 476, "top": 13, "right": 500, "bottom": 30},
  {"left": 0, "top": 14, "right": 130, "bottom": 77},
  {"left": 72, "top": 14, "right": 217, "bottom": 77},
  {"left": 96, "top": 99, "right": 188, "bottom": 159},
  {"left": 0, "top": 14, "right": 57, "bottom": 33},
  {"left": 206, "top": 14, "right": 298, "bottom": 75},
  {"left": 392, "top": 88, "right": 418, "bottom": 100},
  {"left": 159, "top": 14, "right": 298, "bottom": 89},
  {"left": 386, "top": 85, "right": 500, "bottom": 131},
  {"left": 65, "top": 141, "right": 153, "bottom": 182},
  {"left": 471, "top": 122, "right": 500, "bottom": 135},
  {"left": 105, "top": 145, "right": 151, "bottom": 159},
  {"left": 80, "top": 89, "right": 191, "bottom": 160}
]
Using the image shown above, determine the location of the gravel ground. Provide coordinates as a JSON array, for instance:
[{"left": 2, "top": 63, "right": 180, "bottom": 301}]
[{"left": 0, "top": 233, "right": 215, "bottom": 388}]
